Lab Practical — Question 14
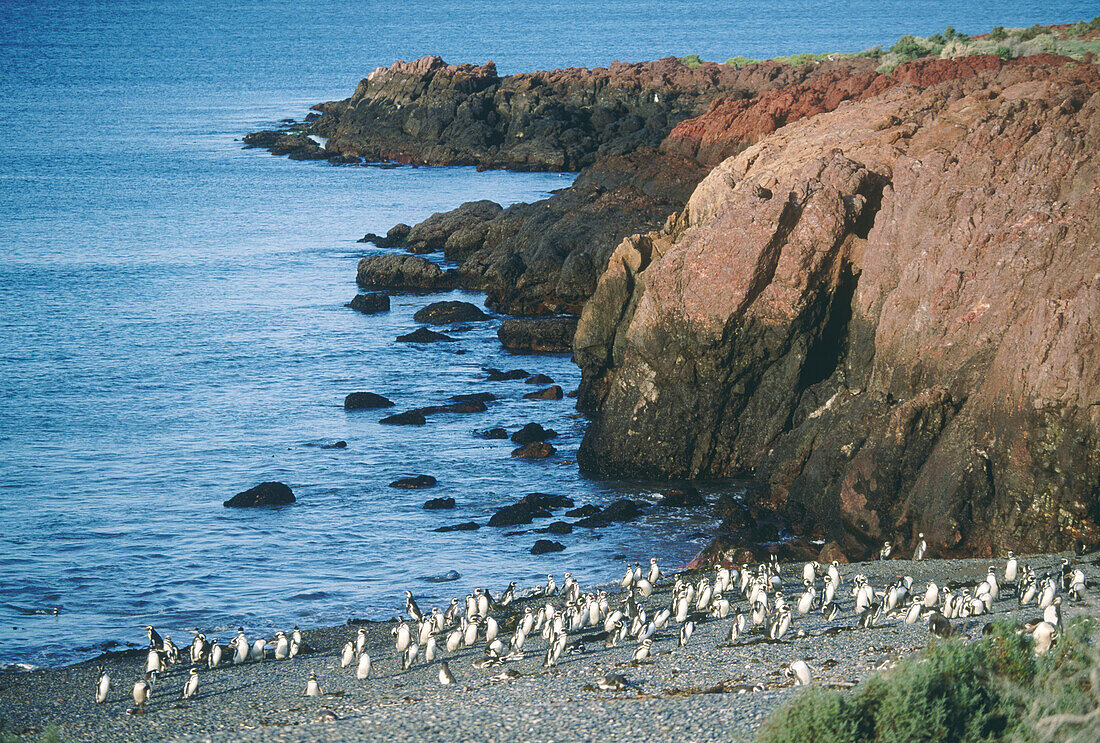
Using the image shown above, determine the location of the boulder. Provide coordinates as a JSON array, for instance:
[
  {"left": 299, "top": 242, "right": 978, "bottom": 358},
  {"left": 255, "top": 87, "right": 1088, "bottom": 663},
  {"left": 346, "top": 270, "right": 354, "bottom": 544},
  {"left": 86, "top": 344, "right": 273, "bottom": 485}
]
[
  {"left": 346, "top": 293, "right": 391, "bottom": 314},
  {"left": 391, "top": 475, "right": 438, "bottom": 489},
  {"left": 531, "top": 540, "right": 566, "bottom": 555},
  {"left": 356, "top": 254, "right": 451, "bottom": 291},
  {"left": 542, "top": 521, "right": 573, "bottom": 535},
  {"left": 818, "top": 542, "right": 849, "bottom": 564},
  {"left": 344, "top": 392, "right": 395, "bottom": 410},
  {"left": 224, "top": 482, "right": 296, "bottom": 508},
  {"left": 434, "top": 522, "right": 480, "bottom": 532},
  {"left": 523, "top": 385, "right": 564, "bottom": 400},
  {"left": 511, "top": 441, "right": 556, "bottom": 459},
  {"left": 397, "top": 328, "right": 455, "bottom": 343},
  {"left": 403, "top": 200, "right": 504, "bottom": 255},
  {"left": 449, "top": 392, "right": 496, "bottom": 404},
  {"left": 510, "top": 423, "right": 557, "bottom": 445},
  {"left": 423, "top": 497, "right": 456, "bottom": 510},
  {"left": 575, "top": 499, "right": 642, "bottom": 527},
  {"left": 413, "top": 301, "right": 490, "bottom": 324},
  {"left": 658, "top": 486, "right": 705, "bottom": 508},
  {"left": 358, "top": 223, "right": 411, "bottom": 247},
  {"left": 518, "top": 493, "right": 575, "bottom": 510},
  {"left": 566, "top": 504, "right": 599, "bottom": 518},
  {"left": 498, "top": 317, "right": 578, "bottom": 353},
  {"left": 242, "top": 131, "right": 327, "bottom": 159},
  {"left": 380, "top": 411, "right": 427, "bottom": 426},
  {"left": 476, "top": 427, "right": 509, "bottom": 439},
  {"left": 485, "top": 368, "right": 528, "bottom": 381},
  {"left": 488, "top": 503, "right": 551, "bottom": 527},
  {"left": 525, "top": 374, "right": 555, "bottom": 385}
]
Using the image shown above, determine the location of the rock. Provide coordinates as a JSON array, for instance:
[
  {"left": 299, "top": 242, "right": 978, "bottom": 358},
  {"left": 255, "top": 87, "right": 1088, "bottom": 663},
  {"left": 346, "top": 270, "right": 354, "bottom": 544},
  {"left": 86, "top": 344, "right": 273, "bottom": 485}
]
[
  {"left": 488, "top": 502, "right": 552, "bottom": 527},
  {"left": 448, "top": 393, "right": 496, "bottom": 404},
  {"left": 531, "top": 540, "right": 566, "bottom": 555},
  {"left": 408, "top": 401, "right": 488, "bottom": 417},
  {"left": 517, "top": 493, "right": 575, "bottom": 510},
  {"left": 818, "top": 542, "right": 849, "bottom": 564},
  {"left": 418, "top": 570, "right": 461, "bottom": 582},
  {"left": 523, "top": 385, "right": 563, "bottom": 400},
  {"left": 403, "top": 200, "right": 504, "bottom": 255},
  {"left": 356, "top": 254, "right": 452, "bottom": 291},
  {"left": 391, "top": 475, "right": 438, "bottom": 489},
  {"left": 346, "top": 293, "right": 391, "bottom": 314},
  {"left": 574, "top": 499, "right": 642, "bottom": 527},
  {"left": 658, "top": 486, "right": 705, "bottom": 508},
  {"left": 511, "top": 441, "right": 556, "bottom": 459},
  {"left": 358, "top": 223, "right": 411, "bottom": 247},
  {"left": 498, "top": 317, "right": 578, "bottom": 353},
  {"left": 525, "top": 374, "right": 554, "bottom": 385},
  {"left": 242, "top": 131, "right": 327, "bottom": 159},
  {"left": 224, "top": 482, "right": 296, "bottom": 508},
  {"left": 510, "top": 423, "right": 557, "bottom": 445},
  {"left": 322, "top": 440, "right": 348, "bottom": 449},
  {"left": 422, "top": 497, "right": 456, "bottom": 510},
  {"left": 397, "top": 328, "right": 455, "bottom": 343},
  {"left": 565, "top": 504, "right": 599, "bottom": 518},
  {"left": 475, "top": 427, "right": 509, "bottom": 439},
  {"left": 542, "top": 521, "right": 573, "bottom": 535},
  {"left": 566, "top": 389, "right": 579, "bottom": 398},
  {"left": 380, "top": 411, "right": 427, "bottom": 426},
  {"left": 344, "top": 392, "right": 395, "bottom": 410},
  {"left": 485, "top": 368, "right": 528, "bottom": 381},
  {"left": 434, "top": 522, "right": 480, "bottom": 532},
  {"left": 413, "top": 301, "right": 490, "bottom": 324}
]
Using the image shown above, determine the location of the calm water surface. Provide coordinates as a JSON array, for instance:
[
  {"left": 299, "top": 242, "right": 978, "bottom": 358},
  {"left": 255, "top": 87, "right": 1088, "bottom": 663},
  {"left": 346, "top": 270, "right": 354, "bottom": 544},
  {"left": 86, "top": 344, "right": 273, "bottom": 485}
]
[{"left": 1, "top": 0, "right": 1092, "bottom": 667}]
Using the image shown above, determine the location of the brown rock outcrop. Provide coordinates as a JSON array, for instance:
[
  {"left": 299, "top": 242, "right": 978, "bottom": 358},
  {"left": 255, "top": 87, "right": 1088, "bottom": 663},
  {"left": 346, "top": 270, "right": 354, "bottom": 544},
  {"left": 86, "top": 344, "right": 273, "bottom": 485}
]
[{"left": 576, "top": 58, "right": 1100, "bottom": 557}]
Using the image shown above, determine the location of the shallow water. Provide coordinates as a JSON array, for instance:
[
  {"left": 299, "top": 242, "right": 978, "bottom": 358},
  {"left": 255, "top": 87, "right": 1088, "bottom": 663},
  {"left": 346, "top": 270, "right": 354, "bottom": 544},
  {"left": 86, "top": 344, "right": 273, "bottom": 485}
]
[{"left": 1, "top": 0, "right": 1092, "bottom": 667}]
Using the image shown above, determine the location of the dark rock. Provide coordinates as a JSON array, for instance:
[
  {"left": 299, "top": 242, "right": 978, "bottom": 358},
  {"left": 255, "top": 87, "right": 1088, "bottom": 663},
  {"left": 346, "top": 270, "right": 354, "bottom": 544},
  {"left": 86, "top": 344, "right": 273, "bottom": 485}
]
[
  {"left": 510, "top": 423, "right": 557, "bottom": 445},
  {"left": 449, "top": 393, "right": 496, "bottom": 404},
  {"left": 517, "top": 493, "right": 575, "bottom": 510},
  {"left": 574, "top": 499, "right": 642, "bottom": 527},
  {"left": 498, "top": 317, "right": 578, "bottom": 353},
  {"left": 322, "top": 440, "right": 348, "bottom": 449},
  {"left": 418, "top": 570, "right": 461, "bottom": 582},
  {"left": 408, "top": 401, "right": 488, "bottom": 416},
  {"left": 818, "top": 542, "right": 849, "bottom": 564},
  {"left": 658, "top": 486, "right": 705, "bottom": 508},
  {"left": 346, "top": 293, "right": 391, "bottom": 314},
  {"left": 434, "top": 522, "right": 481, "bottom": 532},
  {"left": 358, "top": 223, "right": 411, "bottom": 247},
  {"left": 511, "top": 441, "right": 556, "bottom": 459},
  {"left": 397, "top": 328, "right": 455, "bottom": 343},
  {"left": 391, "top": 475, "right": 438, "bottom": 489},
  {"left": 224, "top": 482, "right": 296, "bottom": 508},
  {"left": 488, "top": 503, "right": 551, "bottom": 527},
  {"left": 485, "top": 368, "right": 528, "bottom": 381},
  {"left": 475, "top": 427, "right": 509, "bottom": 439},
  {"left": 356, "top": 254, "right": 452, "bottom": 291},
  {"left": 403, "top": 200, "right": 504, "bottom": 255},
  {"left": 523, "top": 385, "right": 564, "bottom": 400},
  {"left": 525, "top": 374, "right": 555, "bottom": 385},
  {"left": 242, "top": 131, "right": 327, "bottom": 159},
  {"left": 566, "top": 504, "right": 600, "bottom": 518},
  {"left": 380, "top": 411, "right": 427, "bottom": 426},
  {"left": 531, "top": 540, "right": 566, "bottom": 555},
  {"left": 413, "top": 301, "right": 489, "bottom": 325},
  {"left": 422, "top": 497, "right": 456, "bottom": 510},
  {"left": 542, "top": 521, "right": 573, "bottom": 535},
  {"left": 566, "top": 389, "right": 579, "bottom": 398},
  {"left": 344, "top": 392, "right": 395, "bottom": 410}
]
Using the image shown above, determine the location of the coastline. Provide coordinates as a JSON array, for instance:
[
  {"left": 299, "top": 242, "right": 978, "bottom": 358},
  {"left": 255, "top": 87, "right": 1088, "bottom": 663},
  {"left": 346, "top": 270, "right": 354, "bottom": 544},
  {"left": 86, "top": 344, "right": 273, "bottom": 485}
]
[{"left": 1, "top": 551, "right": 1093, "bottom": 741}]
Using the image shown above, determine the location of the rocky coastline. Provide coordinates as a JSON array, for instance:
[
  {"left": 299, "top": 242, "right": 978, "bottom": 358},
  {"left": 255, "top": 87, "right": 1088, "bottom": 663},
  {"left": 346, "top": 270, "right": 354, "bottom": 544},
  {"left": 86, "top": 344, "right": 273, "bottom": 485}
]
[{"left": 246, "top": 27, "right": 1100, "bottom": 566}]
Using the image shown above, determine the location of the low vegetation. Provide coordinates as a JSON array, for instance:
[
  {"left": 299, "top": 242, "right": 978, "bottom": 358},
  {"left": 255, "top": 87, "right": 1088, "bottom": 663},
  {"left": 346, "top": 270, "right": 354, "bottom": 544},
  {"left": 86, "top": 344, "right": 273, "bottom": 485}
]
[{"left": 757, "top": 618, "right": 1098, "bottom": 743}]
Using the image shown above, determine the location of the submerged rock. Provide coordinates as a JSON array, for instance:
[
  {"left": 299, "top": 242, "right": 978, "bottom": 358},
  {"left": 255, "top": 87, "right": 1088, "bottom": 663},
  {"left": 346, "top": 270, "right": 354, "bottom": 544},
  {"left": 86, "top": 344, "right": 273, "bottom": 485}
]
[
  {"left": 574, "top": 499, "right": 642, "bottom": 527},
  {"left": 475, "top": 427, "right": 509, "bottom": 439},
  {"left": 510, "top": 423, "right": 557, "bottom": 445},
  {"left": 484, "top": 368, "right": 528, "bottom": 381},
  {"left": 523, "top": 385, "right": 564, "bottom": 400},
  {"left": 224, "top": 482, "right": 296, "bottom": 508},
  {"left": 413, "top": 300, "right": 489, "bottom": 324},
  {"left": 344, "top": 392, "right": 395, "bottom": 410},
  {"left": 434, "top": 522, "right": 480, "bottom": 532},
  {"left": 525, "top": 373, "right": 554, "bottom": 385},
  {"left": 531, "top": 539, "right": 566, "bottom": 555},
  {"left": 511, "top": 441, "right": 556, "bottom": 459},
  {"left": 422, "top": 497, "right": 456, "bottom": 510},
  {"left": 346, "top": 293, "right": 391, "bottom": 314},
  {"left": 396, "top": 327, "right": 455, "bottom": 343},
  {"left": 658, "top": 486, "right": 705, "bottom": 508},
  {"left": 380, "top": 411, "right": 427, "bottom": 426},
  {"left": 391, "top": 475, "right": 438, "bottom": 489}
]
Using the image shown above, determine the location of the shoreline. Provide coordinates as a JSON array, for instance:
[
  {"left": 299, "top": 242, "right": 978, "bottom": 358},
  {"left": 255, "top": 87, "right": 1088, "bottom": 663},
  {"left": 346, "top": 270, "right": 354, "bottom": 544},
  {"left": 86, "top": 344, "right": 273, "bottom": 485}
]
[{"left": 1, "top": 551, "right": 1093, "bottom": 741}]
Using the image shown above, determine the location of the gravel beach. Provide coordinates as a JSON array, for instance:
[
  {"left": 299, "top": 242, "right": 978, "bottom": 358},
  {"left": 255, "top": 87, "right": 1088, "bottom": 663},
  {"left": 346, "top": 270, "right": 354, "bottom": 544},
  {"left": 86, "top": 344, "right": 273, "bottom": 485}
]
[{"left": 1, "top": 552, "right": 1095, "bottom": 742}]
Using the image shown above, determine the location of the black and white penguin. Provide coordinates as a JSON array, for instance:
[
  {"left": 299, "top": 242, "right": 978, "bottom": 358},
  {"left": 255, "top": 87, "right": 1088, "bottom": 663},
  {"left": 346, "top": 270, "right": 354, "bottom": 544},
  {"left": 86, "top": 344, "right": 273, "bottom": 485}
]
[
  {"left": 145, "top": 626, "right": 163, "bottom": 650},
  {"left": 500, "top": 582, "right": 516, "bottom": 607},
  {"left": 305, "top": 671, "right": 321, "bottom": 697},
  {"left": 95, "top": 668, "right": 110, "bottom": 704},
  {"left": 181, "top": 667, "right": 199, "bottom": 699},
  {"left": 405, "top": 590, "right": 423, "bottom": 623},
  {"left": 913, "top": 533, "right": 927, "bottom": 561},
  {"left": 163, "top": 636, "right": 179, "bottom": 665},
  {"left": 356, "top": 652, "right": 372, "bottom": 680},
  {"left": 274, "top": 631, "right": 290, "bottom": 661},
  {"left": 879, "top": 541, "right": 892, "bottom": 560},
  {"left": 596, "top": 673, "right": 630, "bottom": 691},
  {"left": 402, "top": 642, "right": 419, "bottom": 670},
  {"left": 679, "top": 620, "right": 695, "bottom": 647},
  {"left": 341, "top": 641, "right": 356, "bottom": 668},
  {"left": 250, "top": 637, "right": 266, "bottom": 662},
  {"left": 631, "top": 638, "right": 653, "bottom": 663},
  {"left": 208, "top": 639, "right": 223, "bottom": 668},
  {"left": 438, "top": 660, "right": 455, "bottom": 685},
  {"left": 785, "top": 660, "right": 812, "bottom": 686},
  {"left": 132, "top": 678, "right": 150, "bottom": 711},
  {"left": 928, "top": 611, "right": 952, "bottom": 638}
]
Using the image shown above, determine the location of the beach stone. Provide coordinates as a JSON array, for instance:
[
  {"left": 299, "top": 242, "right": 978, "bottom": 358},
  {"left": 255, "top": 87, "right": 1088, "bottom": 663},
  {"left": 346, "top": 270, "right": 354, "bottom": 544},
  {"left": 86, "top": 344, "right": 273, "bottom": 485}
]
[
  {"left": 531, "top": 539, "right": 566, "bottom": 554},
  {"left": 422, "top": 497, "right": 455, "bottom": 510},
  {"left": 380, "top": 411, "right": 427, "bottom": 425},
  {"left": 658, "top": 486, "right": 705, "bottom": 508},
  {"left": 566, "top": 389, "right": 579, "bottom": 398},
  {"left": 391, "top": 475, "right": 437, "bottom": 489},
  {"left": 346, "top": 293, "right": 391, "bottom": 314},
  {"left": 819, "top": 541, "right": 850, "bottom": 564},
  {"left": 485, "top": 368, "right": 528, "bottom": 381},
  {"left": 413, "top": 301, "right": 489, "bottom": 324},
  {"left": 224, "top": 482, "right": 295, "bottom": 508},
  {"left": 397, "top": 327, "right": 455, "bottom": 343},
  {"left": 344, "top": 392, "right": 394, "bottom": 410},
  {"left": 434, "top": 522, "right": 480, "bottom": 532},
  {"left": 511, "top": 441, "right": 556, "bottom": 458},
  {"left": 476, "top": 427, "right": 509, "bottom": 439},
  {"left": 525, "top": 373, "right": 555, "bottom": 385},
  {"left": 523, "top": 385, "right": 564, "bottom": 400},
  {"left": 511, "top": 423, "right": 557, "bottom": 445}
]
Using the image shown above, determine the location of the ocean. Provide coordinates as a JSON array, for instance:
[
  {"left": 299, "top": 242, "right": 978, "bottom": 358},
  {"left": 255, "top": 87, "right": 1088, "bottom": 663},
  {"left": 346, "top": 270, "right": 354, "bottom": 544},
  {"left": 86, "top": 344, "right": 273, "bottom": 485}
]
[{"left": 0, "top": 0, "right": 1092, "bottom": 667}]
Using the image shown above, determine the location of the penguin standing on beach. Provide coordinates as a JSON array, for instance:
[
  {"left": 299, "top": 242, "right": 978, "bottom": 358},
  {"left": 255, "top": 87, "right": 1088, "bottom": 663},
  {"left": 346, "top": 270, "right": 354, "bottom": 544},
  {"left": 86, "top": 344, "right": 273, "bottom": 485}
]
[
  {"left": 913, "top": 533, "right": 927, "bottom": 561},
  {"left": 305, "top": 671, "right": 321, "bottom": 697},
  {"left": 356, "top": 652, "right": 372, "bottom": 680},
  {"left": 274, "top": 631, "right": 290, "bottom": 660},
  {"left": 132, "top": 677, "right": 150, "bottom": 711},
  {"left": 438, "top": 660, "right": 456, "bottom": 685},
  {"left": 95, "top": 668, "right": 110, "bottom": 704},
  {"left": 405, "top": 590, "right": 424, "bottom": 623},
  {"left": 233, "top": 629, "right": 248, "bottom": 665},
  {"left": 181, "top": 667, "right": 199, "bottom": 699},
  {"left": 500, "top": 582, "right": 516, "bottom": 607},
  {"left": 145, "top": 625, "right": 163, "bottom": 650}
]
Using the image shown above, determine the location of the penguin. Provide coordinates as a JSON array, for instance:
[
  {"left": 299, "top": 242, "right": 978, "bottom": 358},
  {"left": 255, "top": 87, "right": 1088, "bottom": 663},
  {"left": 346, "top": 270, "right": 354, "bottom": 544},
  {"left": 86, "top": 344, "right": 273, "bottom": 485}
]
[
  {"left": 632, "top": 639, "right": 653, "bottom": 663},
  {"left": 402, "top": 642, "right": 419, "bottom": 670},
  {"left": 443, "top": 598, "right": 460, "bottom": 627},
  {"left": 635, "top": 577, "right": 654, "bottom": 598},
  {"left": 596, "top": 673, "right": 630, "bottom": 691},
  {"left": 802, "top": 561, "right": 818, "bottom": 584},
  {"left": 292, "top": 626, "right": 303, "bottom": 647},
  {"left": 209, "top": 639, "right": 223, "bottom": 668},
  {"left": 879, "top": 541, "right": 892, "bottom": 560},
  {"left": 425, "top": 635, "right": 438, "bottom": 662},
  {"left": 822, "top": 574, "right": 837, "bottom": 606},
  {"left": 189, "top": 633, "right": 207, "bottom": 665},
  {"left": 438, "top": 660, "right": 455, "bottom": 685},
  {"left": 770, "top": 605, "right": 793, "bottom": 640},
  {"left": 923, "top": 582, "right": 939, "bottom": 608},
  {"left": 250, "top": 638, "right": 266, "bottom": 662},
  {"left": 463, "top": 618, "right": 479, "bottom": 647},
  {"left": 904, "top": 601, "right": 923, "bottom": 625},
  {"left": 913, "top": 533, "right": 927, "bottom": 561},
  {"left": 447, "top": 629, "right": 463, "bottom": 653},
  {"left": 500, "top": 582, "right": 516, "bottom": 607},
  {"left": 821, "top": 602, "right": 840, "bottom": 621},
  {"left": 145, "top": 648, "right": 164, "bottom": 674},
  {"left": 1032, "top": 621, "right": 1057, "bottom": 655},
  {"left": 1005, "top": 552, "right": 1018, "bottom": 584},
  {"left": 145, "top": 625, "right": 163, "bottom": 650},
  {"left": 163, "top": 636, "right": 179, "bottom": 665},
  {"left": 355, "top": 627, "right": 368, "bottom": 655},
  {"left": 393, "top": 621, "right": 412, "bottom": 653},
  {"left": 545, "top": 574, "right": 558, "bottom": 597},
  {"left": 132, "top": 678, "right": 150, "bottom": 711},
  {"left": 928, "top": 611, "right": 952, "bottom": 638},
  {"left": 341, "top": 641, "right": 356, "bottom": 667},
  {"left": 785, "top": 660, "right": 812, "bottom": 686},
  {"left": 797, "top": 581, "right": 815, "bottom": 615},
  {"left": 827, "top": 561, "right": 842, "bottom": 588},
  {"left": 476, "top": 588, "right": 491, "bottom": 618},
  {"left": 1043, "top": 597, "right": 1062, "bottom": 627},
  {"left": 95, "top": 668, "right": 110, "bottom": 704},
  {"left": 181, "top": 667, "right": 199, "bottom": 699},
  {"left": 1058, "top": 558, "right": 1074, "bottom": 592},
  {"left": 356, "top": 652, "right": 372, "bottom": 680},
  {"left": 648, "top": 558, "right": 662, "bottom": 584},
  {"left": 274, "top": 631, "right": 290, "bottom": 661},
  {"left": 233, "top": 629, "right": 248, "bottom": 665},
  {"left": 305, "top": 671, "right": 321, "bottom": 697},
  {"left": 405, "top": 590, "right": 423, "bottom": 623},
  {"left": 679, "top": 621, "right": 695, "bottom": 647},
  {"left": 858, "top": 602, "right": 880, "bottom": 629},
  {"left": 485, "top": 615, "right": 499, "bottom": 644}
]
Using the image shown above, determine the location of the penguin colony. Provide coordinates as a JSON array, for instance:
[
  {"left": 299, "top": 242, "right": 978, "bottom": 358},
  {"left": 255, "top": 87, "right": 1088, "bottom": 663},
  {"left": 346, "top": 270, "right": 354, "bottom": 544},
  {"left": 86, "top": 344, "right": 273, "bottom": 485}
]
[{"left": 97, "top": 551, "right": 1088, "bottom": 712}]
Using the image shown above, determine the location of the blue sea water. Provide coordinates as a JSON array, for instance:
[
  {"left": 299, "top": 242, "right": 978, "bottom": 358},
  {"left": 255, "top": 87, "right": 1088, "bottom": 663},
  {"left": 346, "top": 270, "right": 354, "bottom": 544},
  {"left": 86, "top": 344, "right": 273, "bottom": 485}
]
[{"left": 0, "top": 0, "right": 1094, "bottom": 668}]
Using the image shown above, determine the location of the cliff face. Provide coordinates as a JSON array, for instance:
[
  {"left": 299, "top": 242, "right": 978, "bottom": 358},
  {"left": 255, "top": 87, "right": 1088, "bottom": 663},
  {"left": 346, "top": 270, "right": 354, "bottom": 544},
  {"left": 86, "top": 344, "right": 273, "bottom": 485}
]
[{"left": 575, "top": 58, "right": 1100, "bottom": 558}]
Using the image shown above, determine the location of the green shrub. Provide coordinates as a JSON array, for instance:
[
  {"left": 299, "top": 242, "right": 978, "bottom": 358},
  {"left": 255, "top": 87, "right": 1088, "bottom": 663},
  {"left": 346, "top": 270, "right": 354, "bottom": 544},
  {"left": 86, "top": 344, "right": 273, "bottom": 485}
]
[
  {"left": 678, "top": 54, "right": 703, "bottom": 68},
  {"left": 1092, "top": 15, "right": 1100, "bottom": 31},
  {"left": 990, "top": 26, "right": 1008, "bottom": 41},
  {"left": 1016, "top": 24, "right": 1045, "bottom": 41},
  {"left": 890, "top": 34, "right": 933, "bottom": 62},
  {"left": 758, "top": 687, "right": 868, "bottom": 743},
  {"left": 994, "top": 46, "right": 1014, "bottom": 61},
  {"left": 943, "top": 26, "right": 970, "bottom": 42},
  {"left": 725, "top": 56, "right": 758, "bottom": 67},
  {"left": 858, "top": 45, "right": 883, "bottom": 59}
]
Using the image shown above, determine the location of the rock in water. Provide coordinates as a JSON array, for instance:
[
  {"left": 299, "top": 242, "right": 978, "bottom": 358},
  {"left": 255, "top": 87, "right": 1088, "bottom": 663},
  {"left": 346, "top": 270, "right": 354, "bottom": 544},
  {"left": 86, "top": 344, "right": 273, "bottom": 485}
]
[
  {"left": 510, "top": 423, "right": 557, "bottom": 445},
  {"left": 658, "top": 486, "right": 704, "bottom": 508},
  {"left": 434, "top": 522, "right": 480, "bottom": 532},
  {"left": 531, "top": 540, "right": 566, "bottom": 555},
  {"left": 574, "top": 499, "right": 642, "bottom": 527},
  {"left": 396, "top": 328, "right": 455, "bottom": 343},
  {"left": 344, "top": 392, "right": 395, "bottom": 410},
  {"left": 358, "top": 223, "right": 411, "bottom": 247},
  {"left": 523, "top": 386, "right": 564, "bottom": 400},
  {"left": 380, "top": 411, "right": 427, "bottom": 426},
  {"left": 356, "top": 254, "right": 451, "bottom": 291},
  {"left": 511, "top": 442, "right": 556, "bottom": 459},
  {"left": 422, "top": 497, "right": 456, "bottom": 510},
  {"left": 346, "top": 293, "right": 391, "bottom": 314},
  {"left": 413, "top": 301, "right": 490, "bottom": 324},
  {"left": 484, "top": 368, "right": 528, "bottom": 381},
  {"left": 498, "top": 317, "right": 577, "bottom": 353},
  {"left": 391, "top": 475, "right": 438, "bottom": 489},
  {"left": 476, "top": 427, "right": 509, "bottom": 439},
  {"left": 224, "top": 482, "right": 295, "bottom": 508},
  {"left": 525, "top": 374, "right": 554, "bottom": 385}
]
